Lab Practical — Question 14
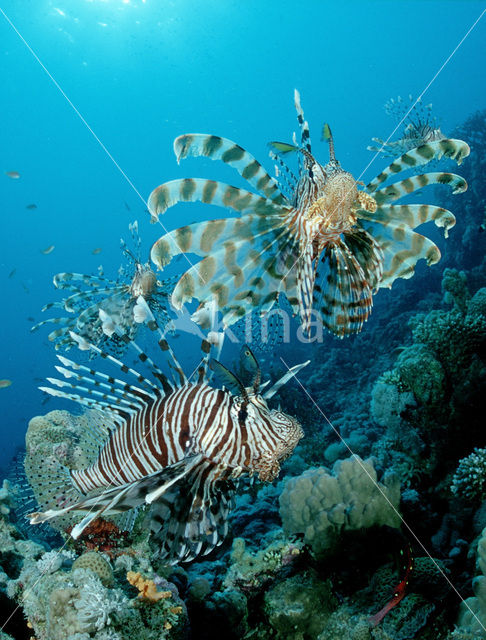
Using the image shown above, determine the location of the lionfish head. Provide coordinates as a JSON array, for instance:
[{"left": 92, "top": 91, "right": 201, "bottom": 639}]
[
  {"left": 131, "top": 263, "right": 158, "bottom": 299},
  {"left": 250, "top": 408, "right": 304, "bottom": 482}
]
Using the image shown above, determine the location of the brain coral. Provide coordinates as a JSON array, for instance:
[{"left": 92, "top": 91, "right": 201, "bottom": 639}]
[
  {"left": 72, "top": 552, "right": 113, "bottom": 588},
  {"left": 279, "top": 455, "right": 401, "bottom": 557}
]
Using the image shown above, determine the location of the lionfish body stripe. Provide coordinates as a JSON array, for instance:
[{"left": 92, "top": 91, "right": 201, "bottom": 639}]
[
  {"left": 149, "top": 91, "right": 469, "bottom": 338},
  {"left": 28, "top": 316, "right": 304, "bottom": 563}
]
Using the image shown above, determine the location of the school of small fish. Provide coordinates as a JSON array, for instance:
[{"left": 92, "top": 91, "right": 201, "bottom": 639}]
[{"left": 22, "top": 91, "right": 469, "bottom": 571}]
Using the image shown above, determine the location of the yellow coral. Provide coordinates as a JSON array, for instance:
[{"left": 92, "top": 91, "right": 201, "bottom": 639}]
[{"left": 126, "top": 571, "right": 172, "bottom": 602}]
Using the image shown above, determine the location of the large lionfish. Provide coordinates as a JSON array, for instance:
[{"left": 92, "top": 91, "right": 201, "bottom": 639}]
[
  {"left": 32, "top": 222, "right": 175, "bottom": 354},
  {"left": 147, "top": 91, "right": 469, "bottom": 338},
  {"left": 28, "top": 299, "right": 306, "bottom": 563},
  {"left": 368, "top": 95, "right": 446, "bottom": 158}
]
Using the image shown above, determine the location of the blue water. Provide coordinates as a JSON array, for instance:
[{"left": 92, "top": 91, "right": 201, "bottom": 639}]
[{"left": 0, "top": 0, "right": 485, "bottom": 473}]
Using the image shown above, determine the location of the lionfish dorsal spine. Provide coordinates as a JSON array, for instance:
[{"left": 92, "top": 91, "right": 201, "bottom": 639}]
[
  {"left": 294, "top": 89, "right": 312, "bottom": 154},
  {"left": 132, "top": 296, "right": 187, "bottom": 388},
  {"left": 55, "top": 354, "right": 157, "bottom": 402},
  {"left": 262, "top": 360, "right": 310, "bottom": 400},
  {"left": 68, "top": 330, "right": 163, "bottom": 393}
]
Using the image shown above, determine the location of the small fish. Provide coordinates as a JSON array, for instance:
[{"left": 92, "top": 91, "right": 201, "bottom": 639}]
[
  {"left": 5, "top": 171, "right": 20, "bottom": 179},
  {"left": 41, "top": 245, "right": 55, "bottom": 255},
  {"left": 22, "top": 282, "right": 30, "bottom": 293},
  {"left": 369, "top": 544, "right": 414, "bottom": 627},
  {"left": 92, "top": 248, "right": 102, "bottom": 255},
  {"left": 26, "top": 204, "right": 37, "bottom": 210},
  {"left": 0, "top": 379, "right": 12, "bottom": 389},
  {"left": 8, "top": 269, "right": 16, "bottom": 279},
  {"left": 124, "top": 201, "right": 131, "bottom": 211},
  {"left": 27, "top": 317, "right": 35, "bottom": 322}
]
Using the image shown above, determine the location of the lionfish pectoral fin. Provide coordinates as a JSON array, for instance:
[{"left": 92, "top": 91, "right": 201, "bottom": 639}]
[
  {"left": 174, "top": 133, "right": 284, "bottom": 202},
  {"left": 30, "top": 457, "right": 205, "bottom": 538},
  {"left": 313, "top": 235, "right": 383, "bottom": 337},
  {"left": 148, "top": 458, "right": 238, "bottom": 564}
]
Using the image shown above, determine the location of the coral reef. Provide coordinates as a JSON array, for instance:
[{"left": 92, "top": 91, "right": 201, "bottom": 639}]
[
  {"left": 222, "top": 533, "right": 303, "bottom": 592},
  {"left": 451, "top": 448, "right": 486, "bottom": 503},
  {"left": 454, "top": 525, "right": 486, "bottom": 638},
  {"left": 72, "top": 552, "right": 114, "bottom": 588},
  {"left": 263, "top": 570, "right": 336, "bottom": 639},
  {"left": 279, "top": 456, "right": 401, "bottom": 557}
]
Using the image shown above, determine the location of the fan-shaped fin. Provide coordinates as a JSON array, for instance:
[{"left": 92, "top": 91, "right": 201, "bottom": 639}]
[
  {"left": 29, "top": 456, "right": 205, "bottom": 540},
  {"left": 369, "top": 172, "right": 468, "bottom": 206},
  {"left": 148, "top": 458, "right": 237, "bottom": 563},
  {"left": 148, "top": 178, "right": 286, "bottom": 224},
  {"left": 312, "top": 237, "right": 380, "bottom": 337},
  {"left": 53, "top": 272, "right": 118, "bottom": 290},
  {"left": 367, "top": 138, "right": 470, "bottom": 192},
  {"left": 63, "top": 286, "right": 125, "bottom": 313},
  {"left": 358, "top": 203, "right": 456, "bottom": 237},
  {"left": 174, "top": 134, "right": 285, "bottom": 203},
  {"left": 358, "top": 217, "right": 442, "bottom": 287},
  {"left": 151, "top": 207, "right": 288, "bottom": 270},
  {"left": 169, "top": 223, "right": 298, "bottom": 325}
]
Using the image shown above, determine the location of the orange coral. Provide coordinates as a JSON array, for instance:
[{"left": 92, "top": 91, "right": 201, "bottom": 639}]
[{"left": 127, "top": 571, "right": 172, "bottom": 602}]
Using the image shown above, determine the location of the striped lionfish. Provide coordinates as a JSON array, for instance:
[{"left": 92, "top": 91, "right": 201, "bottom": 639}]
[
  {"left": 28, "top": 299, "right": 306, "bottom": 563},
  {"left": 368, "top": 95, "right": 446, "bottom": 158},
  {"left": 147, "top": 90, "right": 469, "bottom": 338},
  {"left": 32, "top": 222, "right": 175, "bottom": 354}
]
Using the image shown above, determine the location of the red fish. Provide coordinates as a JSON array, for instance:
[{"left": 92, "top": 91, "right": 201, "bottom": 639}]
[{"left": 369, "top": 544, "right": 414, "bottom": 627}]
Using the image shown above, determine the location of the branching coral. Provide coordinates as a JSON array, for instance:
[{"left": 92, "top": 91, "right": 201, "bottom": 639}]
[{"left": 451, "top": 448, "right": 486, "bottom": 502}]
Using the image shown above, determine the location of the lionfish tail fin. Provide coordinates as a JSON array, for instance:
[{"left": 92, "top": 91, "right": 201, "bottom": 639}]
[{"left": 25, "top": 455, "right": 83, "bottom": 529}]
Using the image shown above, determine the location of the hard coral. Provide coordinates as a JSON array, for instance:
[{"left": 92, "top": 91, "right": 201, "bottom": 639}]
[
  {"left": 72, "top": 551, "right": 113, "bottom": 588},
  {"left": 452, "top": 448, "right": 486, "bottom": 503},
  {"left": 279, "top": 455, "right": 401, "bottom": 558}
]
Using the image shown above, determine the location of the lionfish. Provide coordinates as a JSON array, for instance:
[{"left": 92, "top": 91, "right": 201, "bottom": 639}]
[
  {"left": 148, "top": 90, "right": 469, "bottom": 338},
  {"left": 28, "top": 299, "right": 306, "bottom": 563},
  {"left": 32, "top": 222, "right": 175, "bottom": 354},
  {"left": 368, "top": 95, "right": 446, "bottom": 158}
]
